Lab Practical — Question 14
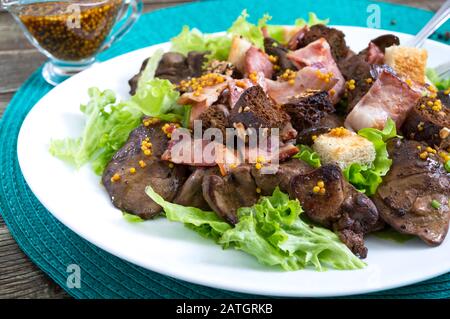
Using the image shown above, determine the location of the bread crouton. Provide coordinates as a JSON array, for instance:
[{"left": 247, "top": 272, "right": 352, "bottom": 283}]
[
  {"left": 312, "top": 128, "right": 376, "bottom": 169},
  {"left": 384, "top": 46, "right": 428, "bottom": 84}
]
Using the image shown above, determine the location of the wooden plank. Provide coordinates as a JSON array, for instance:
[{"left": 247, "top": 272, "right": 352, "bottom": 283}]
[
  {"left": 0, "top": 92, "right": 13, "bottom": 118},
  {"left": 0, "top": 227, "right": 69, "bottom": 298},
  {"left": 0, "top": 50, "right": 46, "bottom": 94},
  {"left": 0, "top": 13, "right": 35, "bottom": 51}
]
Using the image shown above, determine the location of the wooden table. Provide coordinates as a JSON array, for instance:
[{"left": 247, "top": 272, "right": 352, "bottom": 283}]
[{"left": 0, "top": 0, "right": 445, "bottom": 299}]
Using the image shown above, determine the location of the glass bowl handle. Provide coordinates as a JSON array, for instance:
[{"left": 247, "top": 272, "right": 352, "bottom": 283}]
[{"left": 101, "top": 0, "right": 143, "bottom": 51}]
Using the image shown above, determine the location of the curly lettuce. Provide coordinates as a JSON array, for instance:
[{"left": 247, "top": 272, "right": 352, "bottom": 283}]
[
  {"left": 343, "top": 118, "right": 399, "bottom": 195},
  {"left": 227, "top": 10, "right": 271, "bottom": 50},
  {"left": 170, "top": 26, "right": 232, "bottom": 61},
  {"left": 49, "top": 88, "right": 142, "bottom": 175},
  {"left": 292, "top": 144, "right": 321, "bottom": 168},
  {"left": 220, "top": 188, "right": 365, "bottom": 271},
  {"left": 171, "top": 10, "right": 330, "bottom": 58},
  {"left": 146, "top": 186, "right": 365, "bottom": 271},
  {"left": 266, "top": 12, "right": 330, "bottom": 43},
  {"left": 295, "top": 12, "right": 330, "bottom": 28},
  {"left": 145, "top": 186, "right": 232, "bottom": 242}
]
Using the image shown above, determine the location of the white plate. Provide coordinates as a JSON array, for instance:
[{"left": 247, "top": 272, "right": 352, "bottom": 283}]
[{"left": 17, "top": 26, "right": 450, "bottom": 297}]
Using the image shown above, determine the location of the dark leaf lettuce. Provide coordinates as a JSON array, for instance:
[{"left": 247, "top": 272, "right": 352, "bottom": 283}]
[
  {"left": 145, "top": 186, "right": 365, "bottom": 271},
  {"left": 343, "top": 118, "right": 399, "bottom": 195}
]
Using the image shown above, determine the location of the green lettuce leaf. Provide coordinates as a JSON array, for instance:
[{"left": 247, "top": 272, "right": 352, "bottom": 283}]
[
  {"left": 292, "top": 144, "right": 321, "bottom": 168},
  {"left": 295, "top": 12, "right": 330, "bottom": 27},
  {"left": 170, "top": 26, "right": 232, "bottom": 61},
  {"left": 445, "top": 160, "right": 450, "bottom": 173},
  {"left": 171, "top": 11, "right": 330, "bottom": 58},
  {"left": 145, "top": 186, "right": 232, "bottom": 241},
  {"left": 130, "top": 78, "right": 181, "bottom": 117},
  {"left": 49, "top": 88, "right": 142, "bottom": 175},
  {"left": 123, "top": 212, "right": 144, "bottom": 223},
  {"left": 343, "top": 118, "right": 399, "bottom": 195},
  {"left": 266, "top": 12, "right": 329, "bottom": 43},
  {"left": 426, "top": 68, "right": 450, "bottom": 90},
  {"left": 137, "top": 49, "right": 164, "bottom": 90},
  {"left": 219, "top": 188, "right": 365, "bottom": 271},
  {"left": 228, "top": 10, "right": 271, "bottom": 49},
  {"left": 130, "top": 49, "right": 188, "bottom": 122},
  {"left": 146, "top": 185, "right": 365, "bottom": 271}
]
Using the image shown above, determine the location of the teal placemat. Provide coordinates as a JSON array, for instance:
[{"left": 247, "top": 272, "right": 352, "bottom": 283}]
[{"left": 1, "top": 0, "right": 449, "bottom": 299}]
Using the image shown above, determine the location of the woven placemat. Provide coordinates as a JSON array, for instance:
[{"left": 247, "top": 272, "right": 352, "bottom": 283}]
[{"left": 1, "top": 0, "right": 449, "bottom": 299}]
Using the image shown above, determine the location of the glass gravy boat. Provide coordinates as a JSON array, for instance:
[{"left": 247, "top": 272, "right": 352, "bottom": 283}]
[{"left": 1, "top": 0, "right": 143, "bottom": 85}]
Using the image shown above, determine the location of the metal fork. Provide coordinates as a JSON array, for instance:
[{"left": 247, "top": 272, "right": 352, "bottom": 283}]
[
  {"left": 407, "top": 0, "right": 450, "bottom": 79},
  {"left": 408, "top": 0, "right": 450, "bottom": 48}
]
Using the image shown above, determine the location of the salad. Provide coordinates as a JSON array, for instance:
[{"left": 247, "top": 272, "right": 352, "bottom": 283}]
[{"left": 50, "top": 11, "right": 450, "bottom": 271}]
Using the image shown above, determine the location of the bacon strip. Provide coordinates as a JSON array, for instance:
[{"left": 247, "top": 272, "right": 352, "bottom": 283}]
[
  {"left": 177, "top": 80, "right": 228, "bottom": 126},
  {"left": 161, "top": 129, "right": 299, "bottom": 175},
  {"left": 228, "top": 73, "right": 267, "bottom": 108},
  {"left": 344, "top": 70, "right": 422, "bottom": 131},
  {"left": 244, "top": 46, "right": 274, "bottom": 78},
  {"left": 266, "top": 66, "right": 337, "bottom": 105},
  {"left": 287, "top": 38, "right": 345, "bottom": 102}
]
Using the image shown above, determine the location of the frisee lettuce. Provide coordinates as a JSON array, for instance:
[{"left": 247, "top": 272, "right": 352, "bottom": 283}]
[
  {"left": 292, "top": 144, "right": 321, "bottom": 168},
  {"left": 343, "top": 118, "right": 399, "bottom": 195},
  {"left": 145, "top": 186, "right": 365, "bottom": 271}
]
